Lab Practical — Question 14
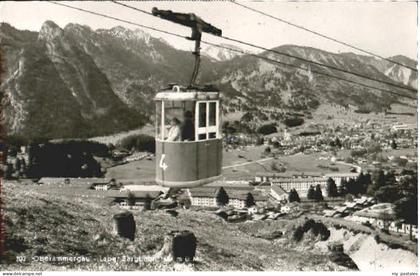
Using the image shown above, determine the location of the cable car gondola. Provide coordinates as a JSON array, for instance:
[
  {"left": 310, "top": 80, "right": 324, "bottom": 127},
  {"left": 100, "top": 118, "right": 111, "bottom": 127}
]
[{"left": 152, "top": 8, "right": 223, "bottom": 188}]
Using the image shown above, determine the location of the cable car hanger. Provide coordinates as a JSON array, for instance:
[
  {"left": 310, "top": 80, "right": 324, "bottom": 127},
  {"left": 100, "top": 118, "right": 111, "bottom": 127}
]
[{"left": 151, "top": 7, "right": 222, "bottom": 89}]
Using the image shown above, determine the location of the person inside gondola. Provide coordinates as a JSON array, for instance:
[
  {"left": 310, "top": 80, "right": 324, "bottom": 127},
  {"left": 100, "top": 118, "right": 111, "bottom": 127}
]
[
  {"left": 182, "top": 111, "right": 195, "bottom": 141},
  {"left": 166, "top": 117, "right": 181, "bottom": 141}
]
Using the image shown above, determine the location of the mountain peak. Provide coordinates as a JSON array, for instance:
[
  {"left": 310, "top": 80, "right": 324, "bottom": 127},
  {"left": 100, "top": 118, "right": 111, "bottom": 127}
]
[
  {"left": 388, "top": 55, "right": 417, "bottom": 68},
  {"left": 0, "top": 22, "right": 18, "bottom": 36},
  {"left": 96, "top": 25, "right": 151, "bottom": 44},
  {"left": 38, "top": 20, "right": 63, "bottom": 41},
  {"left": 0, "top": 22, "right": 15, "bottom": 31},
  {"left": 41, "top": 20, "right": 60, "bottom": 30},
  {"left": 64, "top": 23, "right": 93, "bottom": 33}
]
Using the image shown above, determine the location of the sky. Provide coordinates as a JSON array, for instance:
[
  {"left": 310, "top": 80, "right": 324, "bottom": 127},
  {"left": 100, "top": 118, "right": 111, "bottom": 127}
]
[{"left": 0, "top": 1, "right": 417, "bottom": 59}]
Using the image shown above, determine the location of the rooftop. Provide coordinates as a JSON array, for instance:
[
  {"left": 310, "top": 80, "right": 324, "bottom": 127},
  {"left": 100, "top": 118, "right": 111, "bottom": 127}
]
[
  {"left": 188, "top": 187, "right": 265, "bottom": 201},
  {"left": 38, "top": 177, "right": 110, "bottom": 184},
  {"left": 107, "top": 190, "right": 162, "bottom": 199},
  {"left": 256, "top": 171, "right": 323, "bottom": 178},
  {"left": 120, "top": 185, "right": 168, "bottom": 192},
  {"left": 271, "top": 185, "right": 288, "bottom": 196},
  {"left": 272, "top": 177, "right": 327, "bottom": 183}
]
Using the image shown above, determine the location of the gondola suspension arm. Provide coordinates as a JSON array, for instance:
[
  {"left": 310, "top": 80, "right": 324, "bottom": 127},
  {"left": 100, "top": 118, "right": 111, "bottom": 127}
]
[{"left": 151, "top": 7, "right": 222, "bottom": 88}]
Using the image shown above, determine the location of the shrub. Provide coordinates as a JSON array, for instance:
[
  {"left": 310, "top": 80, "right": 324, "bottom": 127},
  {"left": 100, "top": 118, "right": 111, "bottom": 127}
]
[
  {"left": 293, "top": 226, "right": 305, "bottom": 242},
  {"left": 294, "top": 220, "right": 330, "bottom": 242},
  {"left": 284, "top": 117, "right": 304, "bottom": 127},
  {"left": 119, "top": 134, "right": 155, "bottom": 153},
  {"left": 257, "top": 123, "right": 277, "bottom": 135},
  {"left": 302, "top": 219, "right": 316, "bottom": 232},
  {"left": 26, "top": 142, "right": 103, "bottom": 178},
  {"left": 361, "top": 221, "right": 374, "bottom": 229},
  {"left": 315, "top": 222, "right": 330, "bottom": 241},
  {"left": 351, "top": 148, "right": 368, "bottom": 158}
]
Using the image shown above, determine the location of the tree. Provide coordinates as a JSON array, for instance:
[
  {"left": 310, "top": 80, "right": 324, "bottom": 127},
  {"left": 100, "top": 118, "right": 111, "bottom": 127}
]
[
  {"left": 314, "top": 185, "right": 324, "bottom": 202},
  {"left": 395, "top": 197, "right": 417, "bottom": 240},
  {"left": 345, "top": 178, "right": 355, "bottom": 195},
  {"left": 4, "top": 163, "right": 13, "bottom": 179},
  {"left": 257, "top": 123, "right": 277, "bottom": 135},
  {"left": 369, "top": 170, "right": 401, "bottom": 203},
  {"left": 120, "top": 134, "right": 155, "bottom": 153},
  {"left": 338, "top": 179, "right": 348, "bottom": 196},
  {"left": 374, "top": 185, "right": 400, "bottom": 203},
  {"left": 288, "top": 189, "right": 300, "bottom": 203},
  {"left": 385, "top": 171, "right": 396, "bottom": 186},
  {"left": 245, "top": 192, "right": 256, "bottom": 207},
  {"left": 367, "top": 169, "right": 386, "bottom": 195},
  {"left": 307, "top": 185, "right": 315, "bottom": 200},
  {"left": 14, "top": 158, "right": 22, "bottom": 173},
  {"left": 361, "top": 172, "right": 372, "bottom": 194},
  {"left": 143, "top": 194, "right": 153, "bottom": 210},
  {"left": 326, "top": 177, "right": 338, "bottom": 197},
  {"left": 334, "top": 137, "right": 342, "bottom": 148},
  {"left": 391, "top": 139, "right": 397, "bottom": 150},
  {"left": 20, "top": 158, "right": 27, "bottom": 176},
  {"left": 241, "top": 112, "right": 253, "bottom": 123},
  {"left": 394, "top": 174, "right": 418, "bottom": 240},
  {"left": 215, "top": 187, "right": 229, "bottom": 206},
  {"left": 352, "top": 172, "right": 368, "bottom": 195},
  {"left": 25, "top": 142, "right": 103, "bottom": 178},
  {"left": 127, "top": 191, "right": 136, "bottom": 208},
  {"left": 283, "top": 117, "right": 304, "bottom": 127}
]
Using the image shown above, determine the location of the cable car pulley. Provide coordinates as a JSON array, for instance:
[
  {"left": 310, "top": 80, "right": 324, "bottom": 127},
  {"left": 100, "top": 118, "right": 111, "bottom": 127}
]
[{"left": 152, "top": 7, "right": 222, "bottom": 88}]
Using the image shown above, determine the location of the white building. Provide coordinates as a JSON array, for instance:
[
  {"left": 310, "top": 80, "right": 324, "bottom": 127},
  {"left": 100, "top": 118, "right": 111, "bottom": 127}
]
[
  {"left": 187, "top": 187, "right": 266, "bottom": 209},
  {"left": 325, "top": 172, "right": 359, "bottom": 186},
  {"left": 107, "top": 190, "right": 162, "bottom": 209},
  {"left": 348, "top": 203, "right": 396, "bottom": 230},
  {"left": 272, "top": 177, "right": 327, "bottom": 198},
  {"left": 255, "top": 171, "right": 359, "bottom": 198},
  {"left": 270, "top": 184, "right": 288, "bottom": 201}
]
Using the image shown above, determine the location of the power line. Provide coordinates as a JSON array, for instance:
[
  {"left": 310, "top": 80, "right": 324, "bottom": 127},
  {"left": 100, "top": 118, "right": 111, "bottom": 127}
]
[
  {"left": 202, "top": 41, "right": 417, "bottom": 100},
  {"left": 111, "top": 0, "right": 153, "bottom": 16},
  {"left": 112, "top": 1, "right": 417, "bottom": 93},
  {"left": 220, "top": 35, "right": 417, "bottom": 93},
  {"left": 49, "top": 1, "right": 416, "bottom": 100},
  {"left": 231, "top": 1, "right": 418, "bottom": 72},
  {"left": 50, "top": 1, "right": 187, "bottom": 40}
]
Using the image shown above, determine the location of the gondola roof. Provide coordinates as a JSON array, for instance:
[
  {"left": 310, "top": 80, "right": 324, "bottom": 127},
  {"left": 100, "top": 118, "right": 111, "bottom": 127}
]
[{"left": 154, "top": 91, "right": 220, "bottom": 101}]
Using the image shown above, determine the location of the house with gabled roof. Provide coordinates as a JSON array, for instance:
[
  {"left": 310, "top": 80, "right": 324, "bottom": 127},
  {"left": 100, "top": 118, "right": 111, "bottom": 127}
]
[{"left": 187, "top": 186, "right": 266, "bottom": 209}]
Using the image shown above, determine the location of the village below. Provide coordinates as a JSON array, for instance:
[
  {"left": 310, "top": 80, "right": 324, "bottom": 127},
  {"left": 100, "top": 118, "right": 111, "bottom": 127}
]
[{"left": 2, "top": 106, "right": 418, "bottom": 271}]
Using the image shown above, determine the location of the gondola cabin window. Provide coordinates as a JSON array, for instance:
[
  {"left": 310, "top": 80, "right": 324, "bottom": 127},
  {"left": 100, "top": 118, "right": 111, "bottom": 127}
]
[
  {"left": 156, "top": 98, "right": 219, "bottom": 142},
  {"left": 196, "top": 101, "right": 219, "bottom": 141},
  {"left": 156, "top": 100, "right": 195, "bottom": 142}
]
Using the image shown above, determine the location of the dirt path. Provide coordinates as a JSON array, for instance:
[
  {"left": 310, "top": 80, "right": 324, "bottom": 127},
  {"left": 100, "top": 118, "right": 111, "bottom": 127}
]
[{"left": 222, "top": 157, "right": 274, "bottom": 170}]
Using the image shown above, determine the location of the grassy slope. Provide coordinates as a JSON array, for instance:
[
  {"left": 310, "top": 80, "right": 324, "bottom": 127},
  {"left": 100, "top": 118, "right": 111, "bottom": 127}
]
[
  {"left": 2, "top": 182, "right": 347, "bottom": 271},
  {"left": 105, "top": 146, "right": 353, "bottom": 182}
]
